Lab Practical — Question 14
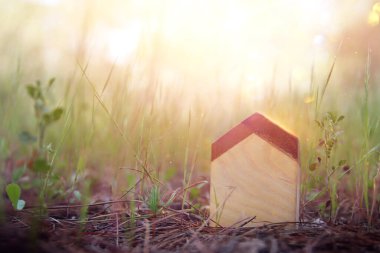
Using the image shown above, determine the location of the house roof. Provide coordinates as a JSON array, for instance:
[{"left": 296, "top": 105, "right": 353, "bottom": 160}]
[{"left": 211, "top": 113, "right": 298, "bottom": 161}]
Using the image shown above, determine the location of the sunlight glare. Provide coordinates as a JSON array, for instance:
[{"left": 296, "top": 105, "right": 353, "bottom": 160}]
[
  {"left": 88, "top": 0, "right": 365, "bottom": 95},
  {"left": 105, "top": 22, "right": 142, "bottom": 64}
]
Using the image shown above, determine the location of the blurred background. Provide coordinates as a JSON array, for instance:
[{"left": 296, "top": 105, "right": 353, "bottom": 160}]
[{"left": 1, "top": 0, "right": 380, "bottom": 200}]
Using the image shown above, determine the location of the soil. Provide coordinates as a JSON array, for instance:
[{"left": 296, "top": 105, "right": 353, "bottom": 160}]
[{"left": 1, "top": 202, "right": 380, "bottom": 253}]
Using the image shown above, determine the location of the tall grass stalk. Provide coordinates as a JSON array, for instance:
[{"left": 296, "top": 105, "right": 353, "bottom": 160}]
[
  {"left": 361, "top": 47, "right": 371, "bottom": 217},
  {"left": 182, "top": 110, "right": 191, "bottom": 209}
]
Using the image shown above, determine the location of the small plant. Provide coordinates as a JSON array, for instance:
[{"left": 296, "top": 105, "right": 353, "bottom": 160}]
[
  {"left": 5, "top": 183, "right": 25, "bottom": 210},
  {"left": 310, "top": 111, "right": 347, "bottom": 221},
  {"left": 147, "top": 185, "right": 160, "bottom": 216},
  {"left": 6, "top": 78, "right": 65, "bottom": 211},
  {"left": 145, "top": 185, "right": 178, "bottom": 216},
  {"left": 24, "top": 78, "right": 64, "bottom": 155}
]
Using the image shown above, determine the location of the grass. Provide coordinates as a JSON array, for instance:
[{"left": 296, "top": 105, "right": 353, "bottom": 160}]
[
  {"left": 1, "top": 2, "right": 380, "bottom": 239},
  {"left": 1, "top": 48, "right": 380, "bottom": 220}
]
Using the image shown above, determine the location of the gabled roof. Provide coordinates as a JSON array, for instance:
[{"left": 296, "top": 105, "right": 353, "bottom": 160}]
[{"left": 211, "top": 113, "right": 298, "bottom": 161}]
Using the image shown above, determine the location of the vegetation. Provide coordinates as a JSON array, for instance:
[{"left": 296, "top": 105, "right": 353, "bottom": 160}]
[{"left": 1, "top": 1, "right": 380, "bottom": 252}]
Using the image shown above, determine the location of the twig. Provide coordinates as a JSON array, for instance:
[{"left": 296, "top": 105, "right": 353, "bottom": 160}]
[
  {"left": 116, "top": 213, "right": 119, "bottom": 247},
  {"left": 143, "top": 219, "right": 150, "bottom": 253}
]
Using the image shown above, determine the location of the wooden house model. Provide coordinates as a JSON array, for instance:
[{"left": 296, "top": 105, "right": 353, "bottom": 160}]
[{"left": 210, "top": 113, "right": 300, "bottom": 227}]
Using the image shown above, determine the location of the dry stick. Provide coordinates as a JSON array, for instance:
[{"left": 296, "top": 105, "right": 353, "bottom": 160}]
[
  {"left": 183, "top": 187, "right": 235, "bottom": 248},
  {"left": 116, "top": 213, "right": 119, "bottom": 247},
  {"left": 24, "top": 199, "right": 142, "bottom": 210},
  {"left": 143, "top": 220, "right": 150, "bottom": 253}
]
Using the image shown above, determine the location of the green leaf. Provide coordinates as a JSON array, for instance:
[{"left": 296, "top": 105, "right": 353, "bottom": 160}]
[
  {"left": 12, "top": 166, "right": 26, "bottom": 182},
  {"left": 51, "top": 107, "right": 64, "bottom": 121},
  {"left": 73, "top": 190, "right": 81, "bottom": 201},
  {"left": 338, "top": 160, "right": 346, "bottom": 166},
  {"left": 164, "top": 167, "right": 177, "bottom": 181},
  {"left": 19, "top": 131, "right": 37, "bottom": 144},
  {"left": 26, "top": 85, "right": 38, "bottom": 99},
  {"left": 148, "top": 185, "right": 161, "bottom": 214},
  {"left": 16, "top": 200, "right": 25, "bottom": 210},
  {"left": 6, "top": 183, "right": 21, "bottom": 209},
  {"left": 357, "top": 143, "right": 380, "bottom": 164},
  {"left": 48, "top": 77, "right": 55, "bottom": 88},
  {"left": 43, "top": 108, "right": 64, "bottom": 125},
  {"left": 337, "top": 115, "right": 344, "bottom": 122},
  {"left": 369, "top": 119, "right": 379, "bottom": 138},
  {"left": 327, "top": 112, "right": 337, "bottom": 122},
  {"left": 32, "top": 158, "right": 51, "bottom": 173},
  {"left": 190, "top": 187, "right": 201, "bottom": 200},
  {"left": 76, "top": 155, "right": 86, "bottom": 175},
  {"left": 306, "top": 188, "right": 327, "bottom": 202}
]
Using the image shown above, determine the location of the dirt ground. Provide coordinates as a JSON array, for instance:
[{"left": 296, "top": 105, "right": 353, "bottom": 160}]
[{"left": 1, "top": 202, "right": 380, "bottom": 253}]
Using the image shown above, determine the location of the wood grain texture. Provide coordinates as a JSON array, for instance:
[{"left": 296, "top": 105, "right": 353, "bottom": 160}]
[{"left": 210, "top": 133, "right": 300, "bottom": 227}]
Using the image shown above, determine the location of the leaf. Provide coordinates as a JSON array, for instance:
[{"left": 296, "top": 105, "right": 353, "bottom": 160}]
[
  {"left": 19, "top": 131, "right": 37, "bottom": 144},
  {"left": 309, "top": 162, "right": 318, "bottom": 171},
  {"left": 338, "top": 160, "right": 346, "bottom": 166},
  {"left": 164, "top": 167, "right": 177, "bottom": 181},
  {"left": 306, "top": 188, "right": 327, "bottom": 202},
  {"left": 73, "top": 190, "right": 82, "bottom": 201},
  {"left": 6, "top": 183, "right": 21, "bottom": 209},
  {"left": 369, "top": 119, "right": 379, "bottom": 138},
  {"left": 16, "top": 200, "right": 25, "bottom": 210},
  {"left": 12, "top": 166, "right": 26, "bottom": 182},
  {"left": 48, "top": 77, "right": 55, "bottom": 88},
  {"left": 357, "top": 143, "right": 380, "bottom": 164},
  {"left": 337, "top": 115, "right": 344, "bottom": 122},
  {"left": 315, "top": 120, "right": 323, "bottom": 128},
  {"left": 51, "top": 107, "right": 64, "bottom": 121},
  {"left": 148, "top": 185, "right": 161, "bottom": 214},
  {"left": 32, "top": 158, "right": 51, "bottom": 173},
  {"left": 43, "top": 108, "right": 64, "bottom": 125},
  {"left": 76, "top": 155, "right": 86, "bottom": 175},
  {"left": 190, "top": 188, "right": 201, "bottom": 200},
  {"left": 327, "top": 112, "right": 337, "bottom": 122},
  {"left": 26, "top": 85, "right": 38, "bottom": 99}
]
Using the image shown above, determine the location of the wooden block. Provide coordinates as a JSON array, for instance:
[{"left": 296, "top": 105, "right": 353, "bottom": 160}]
[{"left": 210, "top": 113, "right": 300, "bottom": 227}]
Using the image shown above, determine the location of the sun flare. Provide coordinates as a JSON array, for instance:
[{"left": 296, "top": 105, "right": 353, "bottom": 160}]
[{"left": 90, "top": 0, "right": 370, "bottom": 96}]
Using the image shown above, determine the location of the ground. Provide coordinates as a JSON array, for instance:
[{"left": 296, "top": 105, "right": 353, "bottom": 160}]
[{"left": 1, "top": 199, "right": 380, "bottom": 253}]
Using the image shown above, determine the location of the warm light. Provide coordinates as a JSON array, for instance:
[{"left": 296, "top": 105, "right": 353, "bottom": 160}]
[
  {"left": 368, "top": 11, "right": 380, "bottom": 26},
  {"left": 13, "top": 0, "right": 370, "bottom": 98},
  {"left": 105, "top": 23, "right": 141, "bottom": 63},
  {"left": 373, "top": 2, "right": 380, "bottom": 13},
  {"left": 24, "top": 0, "right": 61, "bottom": 6},
  {"left": 369, "top": 2, "right": 380, "bottom": 26},
  {"left": 304, "top": 96, "right": 315, "bottom": 104}
]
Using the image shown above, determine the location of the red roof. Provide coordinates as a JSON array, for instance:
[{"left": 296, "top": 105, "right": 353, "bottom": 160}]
[{"left": 211, "top": 113, "right": 298, "bottom": 161}]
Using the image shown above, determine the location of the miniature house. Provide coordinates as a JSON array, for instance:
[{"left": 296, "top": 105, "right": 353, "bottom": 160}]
[{"left": 210, "top": 113, "right": 300, "bottom": 227}]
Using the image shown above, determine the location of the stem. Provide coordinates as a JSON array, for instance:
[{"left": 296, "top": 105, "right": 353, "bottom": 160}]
[{"left": 38, "top": 123, "right": 45, "bottom": 155}]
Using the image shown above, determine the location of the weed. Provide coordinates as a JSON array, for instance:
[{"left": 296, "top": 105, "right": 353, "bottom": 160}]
[
  {"left": 311, "top": 111, "right": 346, "bottom": 221},
  {"left": 5, "top": 78, "right": 65, "bottom": 210},
  {"left": 147, "top": 185, "right": 160, "bottom": 216}
]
